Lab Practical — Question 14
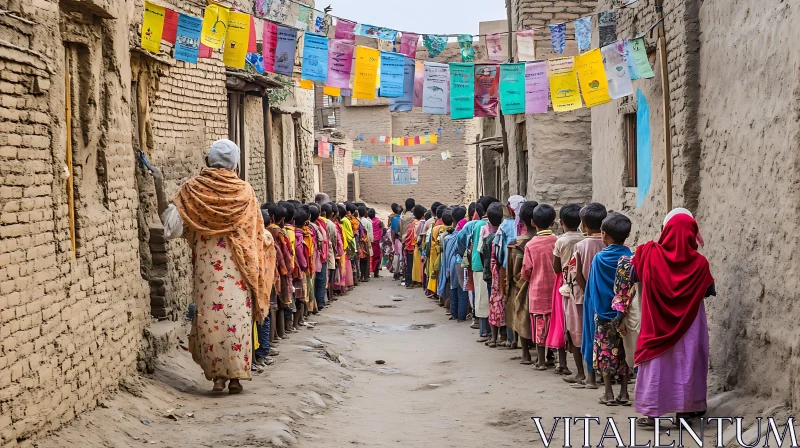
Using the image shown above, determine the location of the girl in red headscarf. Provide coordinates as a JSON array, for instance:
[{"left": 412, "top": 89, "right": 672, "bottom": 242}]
[{"left": 631, "top": 209, "right": 715, "bottom": 424}]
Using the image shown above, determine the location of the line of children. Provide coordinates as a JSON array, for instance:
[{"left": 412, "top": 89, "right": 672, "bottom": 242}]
[
  {"left": 254, "top": 196, "right": 385, "bottom": 372},
  {"left": 404, "top": 198, "right": 650, "bottom": 409}
]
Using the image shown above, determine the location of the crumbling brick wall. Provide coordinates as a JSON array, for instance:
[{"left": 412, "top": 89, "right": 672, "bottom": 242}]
[{"left": 0, "top": 0, "right": 150, "bottom": 444}]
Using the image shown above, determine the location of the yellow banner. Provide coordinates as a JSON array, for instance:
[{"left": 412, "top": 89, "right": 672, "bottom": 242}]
[
  {"left": 201, "top": 4, "right": 229, "bottom": 49},
  {"left": 299, "top": 79, "right": 314, "bottom": 90},
  {"left": 575, "top": 49, "right": 611, "bottom": 108},
  {"left": 548, "top": 57, "right": 582, "bottom": 112},
  {"left": 323, "top": 86, "right": 341, "bottom": 97},
  {"left": 352, "top": 46, "right": 380, "bottom": 100},
  {"left": 223, "top": 11, "right": 250, "bottom": 68},
  {"left": 431, "top": 134, "right": 438, "bottom": 144},
  {"left": 141, "top": 1, "right": 166, "bottom": 54}
]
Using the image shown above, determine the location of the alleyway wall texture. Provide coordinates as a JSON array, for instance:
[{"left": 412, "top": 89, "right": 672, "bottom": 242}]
[
  {"left": 501, "top": 3, "right": 594, "bottom": 206},
  {"left": 590, "top": 0, "right": 800, "bottom": 406},
  {"left": 0, "top": 0, "right": 316, "bottom": 445},
  {"left": 0, "top": 0, "right": 150, "bottom": 445}
]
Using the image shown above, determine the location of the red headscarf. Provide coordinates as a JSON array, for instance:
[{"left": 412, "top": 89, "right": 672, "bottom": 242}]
[{"left": 633, "top": 213, "right": 714, "bottom": 366}]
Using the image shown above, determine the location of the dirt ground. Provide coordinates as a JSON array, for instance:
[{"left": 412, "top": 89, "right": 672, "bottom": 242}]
[{"left": 38, "top": 274, "right": 784, "bottom": 448}]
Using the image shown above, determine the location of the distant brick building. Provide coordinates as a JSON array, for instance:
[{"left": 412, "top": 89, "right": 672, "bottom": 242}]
[{"left": 335, "top": 38, "right": 483, "bottom": 207}]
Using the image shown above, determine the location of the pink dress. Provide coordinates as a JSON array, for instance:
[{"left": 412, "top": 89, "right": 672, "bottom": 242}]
[
  {"left": 488, "top": 253, "right": 505, "bottom": 327},
  {"left": 521, "top": 234, "right": 557, "bottom": 344}
]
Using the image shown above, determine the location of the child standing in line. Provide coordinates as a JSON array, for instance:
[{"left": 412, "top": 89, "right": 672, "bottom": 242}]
[
  {"left": 570, "top": 202, "right": 608, "bottom": 389},
  {"left": 521, "top": 204, "right": 558, "bottom": 370},
  {"left": 586, "top": 213, "right": 633, "bottom": 406},
  {"left": 551, "top": 204, "right": 585, "bottom": 377}
]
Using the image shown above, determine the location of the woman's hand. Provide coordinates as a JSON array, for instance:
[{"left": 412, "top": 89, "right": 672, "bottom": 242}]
[{"left": 149, "top": 165, "right": 164, "bottom": 184}]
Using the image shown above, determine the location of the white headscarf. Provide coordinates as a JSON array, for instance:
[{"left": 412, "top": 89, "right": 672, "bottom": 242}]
[
  {"left": 207, "top": 139, "right": 240, "bottom": 170},
  {"left": 664, "top": 207, "right": 704, "bottom": 247},
  {"left": 508, "top": 195, "right": 526, "bottom": 232}
]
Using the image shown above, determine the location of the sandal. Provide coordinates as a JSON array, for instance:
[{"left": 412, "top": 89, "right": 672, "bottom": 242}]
[
  {"left": 616, "top": 397, "right": 631, "bottom": 406},
  {"left": 599, "top": 396, "right": 618, "bottom": 406},
  {"left": 212, "top": 378, "right": 227, "bottom": 392},
  {"left": 520, "top": 360, "right": 533, "bottom": 365},
  {"left": 228, "top": 380, "right": 243, "bottom": 395},
  {"left": 637, "top": 417, "right": 655, "bottom": 427},
  {"left": 554, "top": 367, "right": 572, "bottom": 376},
  {"left": 487, "top": 342, "right": 497, "bottom": 348}
]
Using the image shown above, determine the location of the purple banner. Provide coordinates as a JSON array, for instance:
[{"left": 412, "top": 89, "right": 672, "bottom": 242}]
[
  {"left": 335, "top": 18, "right": 357, "bottom": 43},
  {"left": 400, "top": 33, "right": 420, "bottom": 58},
  {"left": 525, "top": 61, "right": 548, "bottom": 114},
  {"left": 474, "top": 64, "right": 499, "bottom": 118},
  {"left": 327, "top": 39, "right": 354, "bottom": 88}
]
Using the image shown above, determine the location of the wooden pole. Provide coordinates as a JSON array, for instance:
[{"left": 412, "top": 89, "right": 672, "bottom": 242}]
[
  {"left": 65, "top": 50, "right": 76, "bottom": 261},
  {"left": 655, "top": 0, "right": 673, "bottom": 212},
  {"left": 263, "top": 97, "right": 274, "bottom": 202}
]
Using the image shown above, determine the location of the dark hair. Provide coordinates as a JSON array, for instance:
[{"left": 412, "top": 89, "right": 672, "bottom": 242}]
[
  {"left": 475, "top": 203, "right": 486, "bottom": 219},
  {"left": 368, "top": 208, "right": 376, "bottom": 219},
  {"left": 580, "top": 202, "right": 607, "bottom": 231},
  {"left": 391, "top": 202, "right": 399, "bottom": 212},
  {"left": 559, "top": 203, "right": 582, "bottom": 230},
  {"left": 309, "top": 204, "right": 320, "bottom": 222},
  {"left": 532, "top": 204, "right": 556, "bottom": 230},
  {"left": 436, "top": 206, "right": 445, "bottom": 219},
  {"left": 294, "top": 207, "right": 310, "bottom": 226},
  {"left": 266, "top": 203, "right": 285, "bottom": 224},
  {"left": 478, "top": 196, "right": 500, "bottom": 211},
  {"left": 260, "top": 209, "right": 269, "bottom": 228},
  {"left": 337, "top": 204, "right": 347, "bottom": 218},
  {"left": 442, "top": 209, "right": 454, "bottom": 226},
  {"left": 345, "top": 202, "right": 357, "bottom": 214},
  {"left": 413, "top": 204, "right": 426, "bottom": 220},
  {"left": 405, "top": 198, "right": 416, "bottom": 212},
  {"left": 357, "top": 205, "right": 367, "bottom": 217},
  {"left": 315, "top": 193, "right": 328, "bottom": 204},
  {"left": 468, "top": 202, "right": 476, "bottom": 220},
  {"left": 519, "top": 201, "right": 539, "bottom": 229},
  {"left": 602, "top": 212, "right": 632, "bottom": 244},
  {"left": 279, "top": 201, "right": 295, "bottom": 223},
  {"left": 423, "top": 210, "right": 430, "bottom": 220},
  {"left": 430, "top": 201, "right": 443, "bottom": 214},
  {"left": 321, "top": 202, "right": 333, "bottom": 216},
  {"left": 288, "top": 199, "right": 301, "bottom": 206},
  {"left": 452, "top": 206, "right": 467, "bottom": 223},
  {"left": 487, "top": 202, "right": 504, "bottom": 226}
]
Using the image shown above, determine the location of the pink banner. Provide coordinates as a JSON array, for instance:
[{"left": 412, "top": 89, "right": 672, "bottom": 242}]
[
  {"left": 474, "top": 64, "right": 499, "bottom": 118},
  {"left": 525, "top": 61, "right": 549, "bottom": 114},
  {"left": 335, "top": 18, "right": 357, "bottom": 43},
  {"left": 327, "top": 39, "right": 354, "bottom": 88},
  {"left": 248, "top": 16, "right": 257, "bottom": 53},
  {"left": 486, "top": 33, "right": 504, "bottom": 62},
  {"left": 263, "top": 22, "right": 278, "bottom": 73},
  {"left": 413, "top": 60, "right": 424, "bottom": 107},
  {"left": 400, "top": 33, "right": 420, "bottom": 58}
]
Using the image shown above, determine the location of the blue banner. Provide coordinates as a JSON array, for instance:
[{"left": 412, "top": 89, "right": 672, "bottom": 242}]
[
  {"left": 274, "top": 26, "right": 297, "bottom": 76},
  {"left": 390, "top": 57, "right": 415, "bottom": 112},
  {"left": 301, "top": 34, "right": 328, "bottom": 82},
  {"left": 379, "top": 52, "right": 405, "bottom": 98},
  {"left": 174, "top": 14, "right": 203, "bottom": 64}
]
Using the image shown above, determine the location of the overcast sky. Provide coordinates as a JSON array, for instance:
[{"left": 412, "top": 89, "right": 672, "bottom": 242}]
[{"left": 324, "top": 0, "right": 507, "bottom": 35}]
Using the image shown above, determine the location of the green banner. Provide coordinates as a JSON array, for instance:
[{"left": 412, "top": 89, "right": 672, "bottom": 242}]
[
  {"left": 449, "top": 63, "right": 475, "bottom": 120},
  {"left": 499, "top": 63, "right": 526, "bottom": 115}
]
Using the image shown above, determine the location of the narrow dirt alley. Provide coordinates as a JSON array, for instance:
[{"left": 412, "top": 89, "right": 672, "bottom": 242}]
[{"left": 41, "top": 274, "right": 732, "bottom": 448}]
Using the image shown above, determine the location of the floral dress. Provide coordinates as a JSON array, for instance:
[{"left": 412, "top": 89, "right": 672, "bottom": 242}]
[
  {"left": 488, "top": 252, "right": 506, "bottom": 327},
  {"left": 189, "top": 234, "right": 252, "bottom": 382}
]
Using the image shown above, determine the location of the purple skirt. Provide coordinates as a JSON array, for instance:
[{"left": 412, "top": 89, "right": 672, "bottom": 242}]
[{"left": 635, "top": 302, "right": 708, "bottom": 417}]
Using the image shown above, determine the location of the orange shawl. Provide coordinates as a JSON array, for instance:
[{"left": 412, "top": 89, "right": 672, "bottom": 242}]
[{"left": 173, "top": 168, "right": 275, "bottom": 323}]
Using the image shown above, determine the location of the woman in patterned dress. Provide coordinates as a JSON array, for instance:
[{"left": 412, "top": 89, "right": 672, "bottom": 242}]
[{"left": 150, "top": 140, "right": 275, "bottom": 394}]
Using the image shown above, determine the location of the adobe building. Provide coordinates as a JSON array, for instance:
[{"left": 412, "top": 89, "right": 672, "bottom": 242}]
[
  {"left": 0, "top": 0, "right": 315, "bottom": 443},
  {"left": 589, "top": 0, "right": 800, "bottom": 409}
]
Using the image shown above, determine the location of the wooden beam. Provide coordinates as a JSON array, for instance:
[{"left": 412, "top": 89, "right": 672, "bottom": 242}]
[
  {"left": 263, "top": 97, "right": 274, "bottom": 202},
  {"left": 655, "top": 0, "right": 673, "bottom": 212},
  {"left": 65, "top": 49, "right": 76, "bottom": 260}
]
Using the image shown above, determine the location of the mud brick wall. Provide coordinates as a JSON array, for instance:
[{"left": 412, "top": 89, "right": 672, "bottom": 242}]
[
  {"left": 590, "top": 0, "right": 800, "bottom": 408},
  {"left": 0, "top": 0, "right": 150, "bottom": 444}
]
